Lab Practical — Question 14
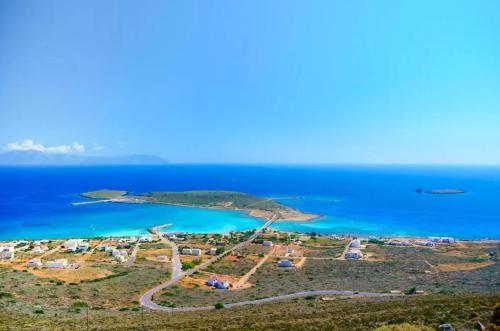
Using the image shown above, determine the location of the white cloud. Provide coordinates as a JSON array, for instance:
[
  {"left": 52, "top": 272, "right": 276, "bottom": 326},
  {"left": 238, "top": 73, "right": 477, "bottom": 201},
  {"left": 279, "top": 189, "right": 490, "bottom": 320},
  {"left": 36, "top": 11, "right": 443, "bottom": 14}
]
[
  {"left": 6, "top": 139, "right": 85, "bottom": 153},
  {"left": 93, "top": 143, "right": 105, "bottom": 151}
]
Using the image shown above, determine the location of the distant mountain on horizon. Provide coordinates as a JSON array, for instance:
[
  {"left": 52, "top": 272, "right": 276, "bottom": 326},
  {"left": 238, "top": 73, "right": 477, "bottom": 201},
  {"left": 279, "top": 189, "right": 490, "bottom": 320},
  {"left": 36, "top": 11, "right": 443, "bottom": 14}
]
[{"left": 0, "top": 150, "right": 168, "bottom": 165}]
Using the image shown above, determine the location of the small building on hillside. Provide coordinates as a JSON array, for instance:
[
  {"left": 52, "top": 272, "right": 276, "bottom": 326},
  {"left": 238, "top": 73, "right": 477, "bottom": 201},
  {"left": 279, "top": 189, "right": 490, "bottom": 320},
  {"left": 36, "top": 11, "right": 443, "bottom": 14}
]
[
  {"left": 114, "top": 255, "right": 126, "bottom": 263},
  {"left": 209, "top": 248, "right": 217, "bottom": 255},
  {"left": 0, "top": 246, "right": 15, "bottom": 253},
  {"left": 345, "top": 251, "right": 362, "bottom": 260},
  {"left": 0, "top": 251, "right": 15, "bottom": 260},
  {"left": 262, "top": 241, "right": 273, "bottom": 247},
  {"left": 206, "top": 277, "right": 230, "bottom": 289},
  {"left": 277, "top": 260, "right": 293, "bottom": 268},
  {"left": 350, "top": 239, "right": 361, "bottom": 248},
  {"left": 441, "top": 237, "right": 455, "bottom": 244},
  {"left": 139, "top": 236, "right": 152, "bottom": 243},
  {"left": 78, "top": 242, "right": 90, "bottom": 252},
  {"left": 27, "top": 258, "right": 42, "bottom": 267},
  {"left": 32, "top": 245, "right": 47, "bottom": 254},
  {"left": 47, "top": 259, "right": 68, "bottom": 269},
  {"left": 111, "top": 250, "right": 128, "bottom": 261},
  {"left": 206, "top": 278, "right": 218, "bottom": 286},
  {"left": 286, "top": 247, "right": 295, "bottom": 255},
  {"left": 214, "top": 280, "right": 230, "bottom": 289},
  {"left": 181, "top": 248, "right": 202, "bottom": 256},
  {"left": 97, "top": 245, "right": 108, "bottom": 251},
  {"left": 63, "top": 239, "right": 85, "bottom": 252},
  {"left": 156, "top": 255, "right": 169, "bottom": 262}
]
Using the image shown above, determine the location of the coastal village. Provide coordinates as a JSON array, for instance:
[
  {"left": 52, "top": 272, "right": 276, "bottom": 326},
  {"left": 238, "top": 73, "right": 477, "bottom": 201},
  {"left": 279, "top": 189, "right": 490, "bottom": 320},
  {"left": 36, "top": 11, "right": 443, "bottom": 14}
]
[
  {"left": 0, "top": 225, "right": 498, "bottom": 330},
  {"left": 0, "top": 228, "right": 496, "bottom": 292}
]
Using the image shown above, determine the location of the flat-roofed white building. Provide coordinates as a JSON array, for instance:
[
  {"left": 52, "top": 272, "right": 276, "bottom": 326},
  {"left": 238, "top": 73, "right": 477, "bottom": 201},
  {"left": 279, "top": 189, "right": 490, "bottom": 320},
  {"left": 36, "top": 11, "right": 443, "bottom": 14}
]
[
  {"left": 0, "top": 246, "right": 14, "bottom": 253},
  {"left": 139, "top": 236, "right": 152, "bottom": 243},
  {"left": 350, "top": 239, "right": 361, "bottom": 248},
  {"left": 63, "top": 239, "right": 85, "bottom": 252},
  {"left": 78, "top": 242, "right": 90, "bottom": 252},
  {"left": 0, "top": 251, "right": 15, "bottom": 260},
  {"left": 27, "top": 258, "right": 43, "bottom": 267},
  {"left": 47, "top": 259, "right": 68, "bottom": 268}
]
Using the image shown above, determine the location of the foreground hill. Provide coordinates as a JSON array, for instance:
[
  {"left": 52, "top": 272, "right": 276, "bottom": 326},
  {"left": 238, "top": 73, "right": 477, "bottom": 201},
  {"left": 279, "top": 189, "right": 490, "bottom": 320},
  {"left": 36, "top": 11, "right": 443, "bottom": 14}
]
[{"left": 1, "top": 294, "right": 498, "bottom": 330}]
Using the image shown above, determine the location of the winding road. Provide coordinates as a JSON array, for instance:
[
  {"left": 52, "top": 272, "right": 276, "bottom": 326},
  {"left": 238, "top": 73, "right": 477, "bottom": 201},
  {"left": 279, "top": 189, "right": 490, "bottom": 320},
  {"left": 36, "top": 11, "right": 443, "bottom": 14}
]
[{"left": 143, "top": 289, "right": 400, "bottom": 312}]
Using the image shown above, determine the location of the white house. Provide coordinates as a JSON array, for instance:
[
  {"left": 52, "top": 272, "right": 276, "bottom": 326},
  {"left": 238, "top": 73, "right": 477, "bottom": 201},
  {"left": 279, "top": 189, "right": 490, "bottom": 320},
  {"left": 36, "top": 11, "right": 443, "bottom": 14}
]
[
  {"left": 262, "top": 241, "right": 273, "bottom": 247},
  {"left": 78, "top": 242, "right": 90, "bottom": 252},
  {"left": 32, "top": 246, "right": 47, "bottom": 254},
  {"left": 182, "top": 248, "right": 193, "bottom": 255},
  {"left": 114, "top": 255, "right": 126, "bottom": 263},
  {"left": 350, "top": 239, "right": 361, "bottom": 248},
  {"left": 0, "top": 251, "right": 14, "bottom": 260},
  {"left": 27, "top": 258, "right": 42, "bottom": 267},
  {"left": 0, "top": 246, "right": 14, "bottom": 253},
  {"left": 156, "top": 255, "right": 169, "bottom": 262},
  {"left": 209, "top": 248, "right": 217, "bottom": 255},
  {"left": 47, "top": 259, "right": 68, "bottom": 268},
  {"left": 441, "top": 237, "right": 455, "bottom": 244},
  {"left": 286, "top": 247, "right": 295, "bottom": 255},
  {"left": 63, "top": 239, "right": 85, "bottom": 252},
  {"left": 105, "top": 246, "right": 115, "bottom": 253},
  {"left": 191, "top": 249, "right": 202, "bottom": 256},
  {"left": 97, "top": 245, "right": 108, "bottom": 251},
  {"left": 111, "top": 250, "right": 128, "bottom": 262},
  {"left": 139, "top": 236, "right": 152, "bottom": 243}
]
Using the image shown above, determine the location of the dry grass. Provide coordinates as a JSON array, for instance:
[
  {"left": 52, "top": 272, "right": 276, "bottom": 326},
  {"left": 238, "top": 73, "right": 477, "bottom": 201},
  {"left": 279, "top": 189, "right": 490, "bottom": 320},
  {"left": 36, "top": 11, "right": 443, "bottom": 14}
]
[
  {"left": 437, "top": 261, "right": 495, "bottom": 272},
  {"left": 374, "top": 323, "right": 434, "bottom": 331},
  {"left": 28, "top": 264, "right": 112, "bottom": 282},
  {"left": 1, "top": 293, "right": 498, "bottom": 330}
]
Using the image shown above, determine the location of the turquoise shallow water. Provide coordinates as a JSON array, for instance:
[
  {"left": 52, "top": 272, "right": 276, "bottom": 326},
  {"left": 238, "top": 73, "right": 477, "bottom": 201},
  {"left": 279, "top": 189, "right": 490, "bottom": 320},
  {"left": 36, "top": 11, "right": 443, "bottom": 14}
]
[
  {"left": 1, "top": 201, "right": 262, "bottom": 240},
  {"left": 1, "top": 165, "right": 499, "bottom": 240}
]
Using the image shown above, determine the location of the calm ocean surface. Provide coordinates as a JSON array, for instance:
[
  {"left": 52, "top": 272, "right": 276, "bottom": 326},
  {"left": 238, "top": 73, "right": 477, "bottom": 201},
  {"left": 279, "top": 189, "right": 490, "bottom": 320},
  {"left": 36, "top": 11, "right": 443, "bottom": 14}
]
[{"left": 0, "top": 165, "right": 499, "bottom": 240}]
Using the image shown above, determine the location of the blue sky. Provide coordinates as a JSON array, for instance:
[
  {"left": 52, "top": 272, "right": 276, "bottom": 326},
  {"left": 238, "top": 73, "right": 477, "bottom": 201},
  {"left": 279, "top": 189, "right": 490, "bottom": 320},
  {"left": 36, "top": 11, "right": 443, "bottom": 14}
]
[{"left": 1, "top": 0, "right": 499, "bottom": 164}]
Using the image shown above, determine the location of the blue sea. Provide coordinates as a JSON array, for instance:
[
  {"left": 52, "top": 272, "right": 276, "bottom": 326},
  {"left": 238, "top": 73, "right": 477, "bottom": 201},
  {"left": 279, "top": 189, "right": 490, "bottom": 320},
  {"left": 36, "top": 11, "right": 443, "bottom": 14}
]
[{"left": 0, "top": 165, "right": 499, "bottom": 240}]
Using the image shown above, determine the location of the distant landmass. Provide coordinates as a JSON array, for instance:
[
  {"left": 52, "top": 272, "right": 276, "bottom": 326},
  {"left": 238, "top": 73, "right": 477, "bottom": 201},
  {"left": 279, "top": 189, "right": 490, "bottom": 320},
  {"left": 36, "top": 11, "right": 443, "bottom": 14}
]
[
  {"left": 415, "top": 188, "right": 466, "bottom": 195},
  {"left": 0, "top": 150, "right": 167, "bottom": 165}
]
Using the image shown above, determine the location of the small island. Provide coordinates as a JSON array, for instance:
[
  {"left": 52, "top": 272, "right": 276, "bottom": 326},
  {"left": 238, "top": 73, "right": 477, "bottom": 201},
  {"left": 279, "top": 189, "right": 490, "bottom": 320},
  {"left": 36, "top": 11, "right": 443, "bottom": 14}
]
[
  {"left": 80, "top": 189, "right": 319, "bottom": 221},
  {"left": 425, "top": 189, "right": 467, "bottom": 195}
]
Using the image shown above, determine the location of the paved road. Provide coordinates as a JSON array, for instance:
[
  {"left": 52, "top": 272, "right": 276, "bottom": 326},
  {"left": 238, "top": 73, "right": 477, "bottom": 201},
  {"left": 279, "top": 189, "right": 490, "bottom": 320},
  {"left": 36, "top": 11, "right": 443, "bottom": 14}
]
[
  {"left": 140, "top": 214, "right": 279, "bottom": 310},
  {"left": 126, "top": 242, "right": 140, "bottom": 267},
  {"left": 339, "top": 239, "right": 353, "bottom": 260},
  {"left": 164, "top": 238, "right": 182, "bottom": 279},
  {"left": 145, "top": 289, "right": 401, "bottom": 312}
]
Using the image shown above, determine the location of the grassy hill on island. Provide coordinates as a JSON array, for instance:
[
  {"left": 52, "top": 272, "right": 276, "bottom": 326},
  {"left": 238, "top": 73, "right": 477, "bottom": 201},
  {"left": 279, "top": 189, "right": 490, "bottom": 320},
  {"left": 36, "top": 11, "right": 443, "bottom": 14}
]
[{"left": 80, "top": 190, "right": 318, "bottom": 221}]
